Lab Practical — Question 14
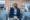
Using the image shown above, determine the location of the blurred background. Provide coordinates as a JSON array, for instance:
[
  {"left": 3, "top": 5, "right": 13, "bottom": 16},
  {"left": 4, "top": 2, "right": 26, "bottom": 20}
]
[
  {"left": 0, "top": 0, "right": 30, "bottom": 12},
  {"left": 0, "top": 0, "right": 30, "bottom": 20}
]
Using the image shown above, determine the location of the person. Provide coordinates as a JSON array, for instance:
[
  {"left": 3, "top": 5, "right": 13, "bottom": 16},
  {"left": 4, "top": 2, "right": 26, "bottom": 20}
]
[
  {"left": 21, "top": 8, "right": 27, "bottom": 18},
  {"left": 9, "top": 3, "right": 22, "bottom": 20},
  {"left": 0, "top": 5, "right": 8, "bottom": 20},
  {"left": 21, "top": 4, "right": 30, "bottom": 20}
]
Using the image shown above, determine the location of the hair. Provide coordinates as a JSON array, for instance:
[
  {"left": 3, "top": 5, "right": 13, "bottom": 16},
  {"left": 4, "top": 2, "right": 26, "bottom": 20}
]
[
  {"left": 13, "top": 3, "right": 18, "bottom": 9},
  {"left": 0, "top": 6, "right": 4, "bottom": 8},
  {"left": 14, "top": 6, "right": 17, "bottom": 9}
]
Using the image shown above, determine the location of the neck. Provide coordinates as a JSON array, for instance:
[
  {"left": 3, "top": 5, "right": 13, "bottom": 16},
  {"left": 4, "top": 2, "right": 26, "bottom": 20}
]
[{"left": 14, "top": 8, "right": 16, "bottom": 9}]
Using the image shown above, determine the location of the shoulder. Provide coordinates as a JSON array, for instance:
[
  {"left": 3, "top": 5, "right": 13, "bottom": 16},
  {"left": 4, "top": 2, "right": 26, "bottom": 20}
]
[
  {"left": 17, "top": 8, "right": 20, "bottom": 10},
  {"left": 3, "top": 10, "right": 8, "bottom": 13},
  {"left": 24, "top": 12, "right": 28, "bottom": 14},
  {"left": 2, "top": 10, "right": 9, "bottom": 15},
  {"left": 10, "top": 8, "right": 13, "bottom": 10},
  {"left": 22, "top": 12, "right": 29, "bottom": 17},
  {"left": 23, "top": 12, "right": 28, "bottom": 16},
  {"left": 3, "top": 10, "right": 7, "bottom": 12}
]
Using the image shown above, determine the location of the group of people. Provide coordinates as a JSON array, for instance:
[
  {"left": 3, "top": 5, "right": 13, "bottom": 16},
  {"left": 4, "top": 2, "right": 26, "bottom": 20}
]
[
  {"left": 9, "top": 3, "right": 30, "bottom": 20},
  {"left": 0, "top": 2, "right": 30, "bottom": 20}
]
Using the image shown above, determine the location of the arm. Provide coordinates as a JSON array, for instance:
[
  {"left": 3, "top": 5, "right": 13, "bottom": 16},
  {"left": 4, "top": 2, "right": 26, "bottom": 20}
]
[
  {"left": 21, "top": 13, "right": 26, "bottom": 20},
  {"left": 21, "top": 15, "right": 25, "bottom": 20},
  {"left": 19, "top": 9, "right": 22, "bottom": 18},
  {"left": 9, "top": 8, "right": 13, "bottom": 18},
  {"left": 6, "top": 12, "right": 9, "bottom": 20}
]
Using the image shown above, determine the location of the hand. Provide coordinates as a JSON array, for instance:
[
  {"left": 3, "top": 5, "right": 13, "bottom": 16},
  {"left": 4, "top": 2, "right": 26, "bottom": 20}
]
[{"left": 14, "top": 16, "right": 18, "bottom": 18}]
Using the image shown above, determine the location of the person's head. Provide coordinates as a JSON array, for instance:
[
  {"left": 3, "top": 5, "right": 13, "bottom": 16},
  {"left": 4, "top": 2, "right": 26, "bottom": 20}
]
[
  {"left": 0, "top": 5, "right": 4, "bottom": 10},
  {"left": 13, "top": 3, "right": 18, "bottom": 9}
]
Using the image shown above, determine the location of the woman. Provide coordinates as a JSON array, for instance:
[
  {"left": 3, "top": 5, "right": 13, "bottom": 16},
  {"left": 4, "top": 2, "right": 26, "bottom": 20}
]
[{"left": 9, "top": 3, "right": 21, "bottom": 20}]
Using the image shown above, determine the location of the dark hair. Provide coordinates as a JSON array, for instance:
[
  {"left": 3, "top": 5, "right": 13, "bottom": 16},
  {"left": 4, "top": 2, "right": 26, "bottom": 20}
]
[
  {"left": 0, "top": 6, "right": 4, "bottom": 8},
  {"left": 14, "top": 6, "right": 17, "bottom": 8},
  {"left": 14, "top": 4, "right": 18, "bottom": 8}
]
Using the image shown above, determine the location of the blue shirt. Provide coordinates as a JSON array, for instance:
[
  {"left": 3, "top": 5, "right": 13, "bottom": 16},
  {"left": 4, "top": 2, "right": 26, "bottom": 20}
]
[
  {"left": 21, "top": 10, "right": 30, "bottom": 20},
  {"left": 0, "top": 9, "right": 8, "bottom": 20},
  {"left": 14, "top": 9, "right": 17, "bottom": 16}
]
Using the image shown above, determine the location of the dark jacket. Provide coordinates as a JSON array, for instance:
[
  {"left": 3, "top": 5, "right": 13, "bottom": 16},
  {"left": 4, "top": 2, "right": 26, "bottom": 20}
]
[{"left": 9, "top": 8, "right": 21, "bottom": 18}]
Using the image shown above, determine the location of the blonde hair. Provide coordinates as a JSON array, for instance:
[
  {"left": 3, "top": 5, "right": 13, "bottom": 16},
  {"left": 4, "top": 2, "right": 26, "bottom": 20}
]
[{"left": 12, "top": 2, "right": 17, "bottom": 6}]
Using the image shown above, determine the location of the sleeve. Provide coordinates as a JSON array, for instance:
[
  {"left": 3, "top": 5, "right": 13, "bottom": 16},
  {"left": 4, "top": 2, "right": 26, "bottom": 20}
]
[
  {"left": 9, "top": 8, "right": 13, "bottom": 18},
  {"left": 21, "top": 13, "right": 26, "bottom": 20},
  {"left": 6, "top": 11, "right": 9, "bottom": 20},
  {"left": 18, "top": 9, "right": 20, "bottom": 18},
  {"left": 21, "top": 15, "right": 25, "bottom": 20},
  {"left": 19, "top": 9, "right": 22, "bottom": 18}
]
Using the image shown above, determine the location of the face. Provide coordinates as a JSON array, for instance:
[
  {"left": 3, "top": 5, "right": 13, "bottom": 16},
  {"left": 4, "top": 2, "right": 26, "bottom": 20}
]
[
  {"left": 13, "top": 5, "right": 15, "bottom": 9},
  {"left": 13, "top": 5, "right": 17, "bottom": 9}
]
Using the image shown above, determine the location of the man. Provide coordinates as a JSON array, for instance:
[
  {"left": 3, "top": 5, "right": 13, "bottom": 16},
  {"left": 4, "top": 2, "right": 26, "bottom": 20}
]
[
  {"left": 9, "top": 3, "right": 22, "bottom": 20},
  {"left": 21, "top": 9, "right": 27, "bottom": 18},
  {"left": 23, "top": 9, "right": 27, "bottom": 16},
  {"left": 0, "top": 5, "right": 8, "bottom": 20},
  {"left": 21, "top": 4, "right": 30, "bottom": 20}
]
